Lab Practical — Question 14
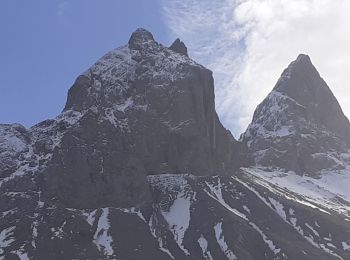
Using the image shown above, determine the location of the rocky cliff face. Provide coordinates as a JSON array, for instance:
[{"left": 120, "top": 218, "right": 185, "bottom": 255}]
[
  {"left": 242, "top": 54, "right": 350, "bottom": 174},
  {"left": 1, "top": 28, "right": 241, "bottom": 210},
  {"left": 61, "top": 28, "right": 241, "bottom": 208},
  {"left": 1, "top": 30, "right": 350, "bottom": 260},
  {"left": 64, "top": 28, "right": 240, "bottom": 179}
]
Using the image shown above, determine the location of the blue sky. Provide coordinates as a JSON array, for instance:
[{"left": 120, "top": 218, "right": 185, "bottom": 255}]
[
  {"left": 1, "top": 0, "right": 350, "bottom": 137},
  {"left": 0, "top": 0, "right": 170, "bottom": 127}
]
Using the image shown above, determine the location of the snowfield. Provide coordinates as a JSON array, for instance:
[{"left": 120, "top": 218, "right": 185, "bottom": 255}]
[{"left": 241, "top": 167, "right": 350, "bottom": 217}]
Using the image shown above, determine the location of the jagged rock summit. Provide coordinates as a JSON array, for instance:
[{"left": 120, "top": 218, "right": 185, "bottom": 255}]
[
  {"left": 242, "top": 54, "right": 350, "bottom": 174},
  {"left": 128, "top": 28, "right": 155, "bottom": 49},
  {"left": 2, "top": 28, "right": 241, "bottom": 210},
  {"left": 169, "top": 38, "right": 188, "bottom": 56}
]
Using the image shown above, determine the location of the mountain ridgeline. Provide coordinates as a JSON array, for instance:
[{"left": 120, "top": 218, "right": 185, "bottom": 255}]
[
  {"left": 1, "top": 29, "right": 350, "bottom": 260},
  {"left": 241, "top": 54, "right": 350, "bottom": 174}
]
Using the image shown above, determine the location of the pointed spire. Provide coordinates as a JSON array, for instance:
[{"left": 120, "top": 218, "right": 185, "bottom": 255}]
[
  {"left": 128, "top": 28, "right": 155, "bottom": 50},
  {"left": 295, "top": 53, "right": 312, "bottom": 64},
  {"left": 242, "top": 54, "right": 350, "bottom": 173},
  {"left": 273, "top": 54, "right": 350, "bottom": 140},
  {"left": 275, "top": 54, "right": 322, "bottom": 98},
  {"left": 169, "top": 38, "right": 188, "bottom": 56},
  {"left": 278, "top": 54, "right": 318, "bottom": 82}
]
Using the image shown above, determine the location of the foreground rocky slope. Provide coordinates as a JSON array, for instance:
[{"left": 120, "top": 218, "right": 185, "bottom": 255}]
[
  {"left": 2, "top": 170, "right": 350, "bottom": 259},
  {"left": 1, "top": 29, "right": 350, "bottom": 260}
]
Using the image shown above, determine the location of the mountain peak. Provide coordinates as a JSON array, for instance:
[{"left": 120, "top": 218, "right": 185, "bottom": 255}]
[
  {"left": 58, "top": 26, "right": 241, "bottom": 208},
  {"left": 273, "top": 54, "right": 350, "bottom": 140},
  {"left": 295, "top": 53, "right": 311, "bottom": 63},
  {"left": 169, "top": 38, "right": 188, "bottom": 56},
  {"left": 128, "top": 28, "right": 155, "bottom": 49},
  {"left": 242, "top": 54, "right": 350, "bottom": 174},
  {"left": 278, "top": 54, "right": 318, "bottom": 86}
]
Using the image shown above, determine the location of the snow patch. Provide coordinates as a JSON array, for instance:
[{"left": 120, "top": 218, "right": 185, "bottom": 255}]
[
  {"left": 198, "top": 235, "right": 213, "bottom": 260},
  {"left": 242, "top": 90, "right": 299, "bottom": 144},
  {"left": 93, "top": 208, "right": 115, "bottom": 257},
  {"left": 1, "top": 209, "right": 16, "bottom": 217},
  {"left": 116, "top": 97, "right": 133, "bottom": 112},
  {"left": 233, "top": 173, "right": 344, "bottom": 258},
  {"left": 51, "top": 221, "right": 66, "bottom": 239},
  {"left": 214, "top": 222, "right": 237, "bottom": 260},
  {"left": 249, "top": 222, "right": 281, "bottom": 254},
  {"left": 119, "top": 207, "right": 146, "bottom": 222},
  {"left": 0, "top": 226, "right": 15, "bottom": 253},
  {"left": 243, "top": 205, "right": 251, "bottom": 214},
  {"left": 81, "top": 209, "right": 97, "bottom": 226},
  {"left": 161, "top": 191, "right": 191, "bottom": 255},
  {"left": 12, "top": 250, "right": 29, "bottom": 260},
  {"left": 268, "top": 197, "right": 287, "bottom": 220},
  {"left": 148, "top": 205, "right": 175, "bottom": 259},
  {"left": 305, "top": 223, "right": 319, "bottom": 237},
  {"left": 31, "top": 219, "right": 39, "bottom": 248},
  {"left": 342, "top": 242, "right": 350, "bottom": 250},
  {"left": 205, "top": 178, "right": 248, "bottom": 221},
  {"left": 240, "top": 168, "right": 333, "bottom": 215}
]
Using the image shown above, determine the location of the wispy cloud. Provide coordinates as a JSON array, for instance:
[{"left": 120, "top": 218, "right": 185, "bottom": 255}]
[
  {"left": 161, "top": 0, "right": 350, "bottom": 138},
  {"left": 57, "top": 1, "right": 69, "bottom": 17}
]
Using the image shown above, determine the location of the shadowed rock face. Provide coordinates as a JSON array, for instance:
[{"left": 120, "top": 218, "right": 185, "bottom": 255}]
[
  {"left": 242, "top": 54, "right": 350, "bottom": 174},
  {"left": 275, "top": 54, "right": 350, "bottom": 141},
  {"left": 1, "top": 28, "right": 242, "bottom": 210},
  {"left": 64, "top": 28, "right": 241, "bottom": 179}
]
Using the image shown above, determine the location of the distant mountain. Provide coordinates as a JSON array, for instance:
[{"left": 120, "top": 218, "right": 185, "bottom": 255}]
[
  {"left": 241, "top": 54, "right": 350, "bottom": 174},
  {"left": 1, "top": 29, "right": 350, "bottom": 260}
]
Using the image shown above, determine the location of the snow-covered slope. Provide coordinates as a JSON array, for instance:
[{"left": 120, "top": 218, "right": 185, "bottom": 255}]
[{"left": 241, "top": 167, "right": 350, "bottom": 217}]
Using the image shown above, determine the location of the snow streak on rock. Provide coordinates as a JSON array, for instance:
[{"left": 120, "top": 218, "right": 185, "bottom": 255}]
[
  {"left": 161, "top": 193, "right": 191, "bottom": 255},
  {"left": 198, "top": 235, "right": 213, "bottom": 260},
  {"left": 242, "top": 91, "right": 298, "bottom": 146},
  {"left": 204, "top": 178, "right": 247, "bottom": 220},
  {"left": 249, "top": 222, "right": 281, "bottom": 255},
  {"left": 93, "top": 208, "right": 115, "bottom": 257},
  {"left": 238, "top": 168, "right": 348, "bottom": 259},
  {"left": 243, "top": 167, "right": 350, "bottom": 217},
  {"left": 0, "top": 227, "right": 15, "bottom": 253},
  {"left": 148, "top": 205, "right": 175, "bottom": 260},
  {"left": 214, "top": 222, "right": 237, "bottom": 260},
  {"left": 147, "top": 174, "right": 198, "bottom": 258}
]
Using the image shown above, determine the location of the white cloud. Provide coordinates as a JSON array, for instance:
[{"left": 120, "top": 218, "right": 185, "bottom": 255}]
[{"left": 161, "top": 0, "right": 350, "bottom": 138}]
